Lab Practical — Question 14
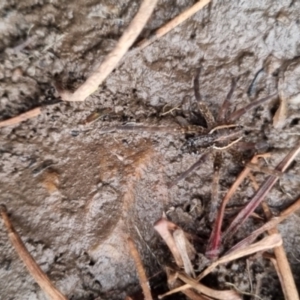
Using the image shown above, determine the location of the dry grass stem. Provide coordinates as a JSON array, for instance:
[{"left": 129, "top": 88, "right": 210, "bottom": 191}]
[
  {"left": 249, "top": 171, "right": 300, "bottom": 300},
  {"left": 127, "top": 237, "right": 153, "bottom": 300},
  {"left": 165, "top": 268, "right": 211, "bottom": 300},
  {"left": 261, "top": 206, "right": 299, "bottom": 299},
  {"left": 227, "top": 197, "right": 300, "bottom": 253},
  {"left": 230, "top": 157, "right": 300, "bottom": 300},
  {"left": 175, "top": 272, "right": 241, "bottom": 300},
  {"left": 272, "top": 96, "right": 287, "bottom": 129},
  {"left": 154, "top": 218, "right": 183, "bottom": 267},
  {"left": 265, "top": 229, "right": 299, "bottom": 300},
  {"left": 173, "top": 228, "right": 196, "bottom": 277},
  {"left": 160, "top": 270, "right": 239, "bottom": 300},
  {"left": 161, "top": 234, "right": 282, "bottom": 297},
  {"left": 262, "top": 207, "right": 299, "bottom": 300},
  {"left": 0, "top": 205, "right": 67, "bottom": 300},
  {"left": 182, "top": 289, "right": 213, "bottom": 300},
  {"left": 263, "top": 253, "right": 287, "bottom": 297},
  {"left": 59, "top": 0, "right": 159, "bottom": 102},
  {"left": 136, "top": 0, "right": 211, "bottom": 50},
  {"left": 199, "top": 234, "right": 282, "bottom": 281},
  {"left": 246, "top": 259, "right": 253, "bottom": 295},
  {"left": 273, "top": 72, "right": 287, "bottom": 129},
  {"left": 0, "top": 107, "right": 41, "bottom": 128},
  {"left": 224, "top": 282, "right": 263, "bottom": 300},
  {"left": 224, "top": 142, "right": 300, "bottom": 238}
]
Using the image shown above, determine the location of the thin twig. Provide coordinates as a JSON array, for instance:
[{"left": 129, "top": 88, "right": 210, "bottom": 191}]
[
  {"left": 136, "top": 0, "right": 211, "bottom": 50},
  {"left": 59, "top": 0, "right": 159, "bottom": 102},
  {"left": 128, "top": 237, "right": 153, "bottom": 300},
  {"left": 0, "top": 205, "right": 67, "bottom": 300},
  {"left": 0, "top": 107, "right": 41, "bottom": 128}
]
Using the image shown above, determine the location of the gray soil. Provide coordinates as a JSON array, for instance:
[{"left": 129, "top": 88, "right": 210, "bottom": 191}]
[{"left": 1, "top": 0, "right": 300, "bottom": 299}]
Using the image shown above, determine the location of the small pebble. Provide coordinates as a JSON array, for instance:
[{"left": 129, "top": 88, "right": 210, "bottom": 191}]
[{"left": 11, "top": 67, "right": 23, "bottom": 82}]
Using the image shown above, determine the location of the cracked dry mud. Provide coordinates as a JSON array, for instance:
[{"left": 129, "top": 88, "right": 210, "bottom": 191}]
[{"left": 1, "top": 0, "right": 300, "bottom": 299}]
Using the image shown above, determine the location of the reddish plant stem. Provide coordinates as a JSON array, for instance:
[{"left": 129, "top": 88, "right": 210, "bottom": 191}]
[
  {"left": 224, "top": 142, "right": 300, "bottom": 239},
  {"left": 206, "top": 154, "right": 271, "bottom": 258},
  {"left": 227, "top": 197, "right": 300, "bottom": 253}
]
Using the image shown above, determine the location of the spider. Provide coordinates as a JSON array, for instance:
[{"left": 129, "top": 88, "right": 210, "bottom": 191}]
[{"left": 100, "top": 68, "right": 276, "bottom": 219}]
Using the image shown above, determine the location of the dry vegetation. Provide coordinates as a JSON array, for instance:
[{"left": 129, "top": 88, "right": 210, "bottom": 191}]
[{"left": 1, "top": 0, "right": 300, "bottom": 300}]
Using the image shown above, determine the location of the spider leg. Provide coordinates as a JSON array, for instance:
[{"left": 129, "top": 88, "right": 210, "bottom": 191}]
[
  {"left": 227, "top": 93, "right": 277, "bottom": 122},
  {"left": 193, "top": 68, "right": 215, "bottom": 129},
  {"left": 169, "top": 151, "right": 210, "bottom": 187},
  {"left": 247, "top": 68, "right": 264, "bottom": 97},
  {"left": 217, "top": 77, "right": 239, "bottom": 123},
  {"left": 234, "top": 140, "right": 269, "bottom": 154},
  {"left": 209, "top": 151, "right": 222, "bottom": 223}
]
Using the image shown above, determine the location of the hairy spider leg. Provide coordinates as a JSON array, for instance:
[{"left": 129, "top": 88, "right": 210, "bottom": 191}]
[
  {"left": 217, "top": 77, "right": 239, "bottom": 123},
  {"left": 193, "top": 67, "right": 215, "bottom": 129},
  {"left": 168, "top": 152, "right": 210, "bottom": 187},
  {"left": 209, "top": 151, "right": 222, "bottom": 223},
  {"left": 227, "top": 93, "right": 276, "bottom": 122}
]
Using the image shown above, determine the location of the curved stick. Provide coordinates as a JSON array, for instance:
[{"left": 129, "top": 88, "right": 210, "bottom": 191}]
[
  {"left": 0, "top": 107, "right": 41, "bottom": 128},
  {"left": 0, "top": 205, "right": 67, "bottom": 300},
  {"left": 60, "top": 0, "right": 159, "bottom": 102},
  {"left": 137, "top": 0, "right": 211, "bottom": 50}
]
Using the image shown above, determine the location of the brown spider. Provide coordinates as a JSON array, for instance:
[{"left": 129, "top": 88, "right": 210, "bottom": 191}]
[{"left": 101, "top": 68, "right": 275, "bottom": 195}]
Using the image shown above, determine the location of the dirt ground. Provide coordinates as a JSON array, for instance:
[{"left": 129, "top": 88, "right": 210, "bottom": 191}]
[{"left": 1, "top": 0, "right": 300, "bottom": 299}]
